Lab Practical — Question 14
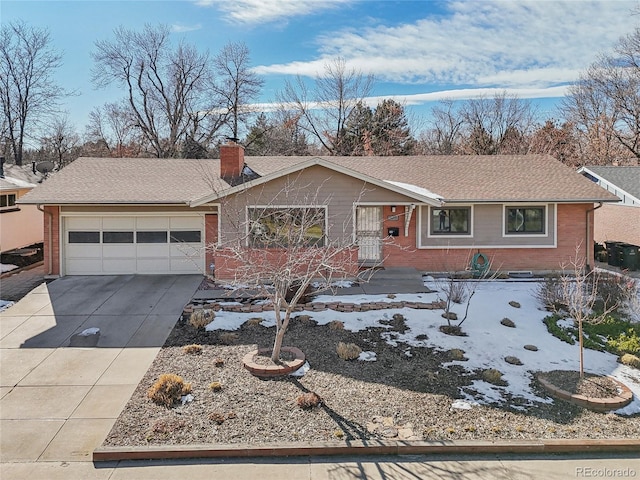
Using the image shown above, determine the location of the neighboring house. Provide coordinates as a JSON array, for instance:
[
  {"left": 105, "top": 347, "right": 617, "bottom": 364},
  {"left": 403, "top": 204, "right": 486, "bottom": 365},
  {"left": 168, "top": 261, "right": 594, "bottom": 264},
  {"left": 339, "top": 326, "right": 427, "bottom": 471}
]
[
  {"left": 0, "top": 165, "right": 43, "bottom": 253},
  {"left": 578, "top": 166, "right": 640, "bottom": 247},
  {"left": 19, "top": 144, "right": 618, "bottom": 279}
]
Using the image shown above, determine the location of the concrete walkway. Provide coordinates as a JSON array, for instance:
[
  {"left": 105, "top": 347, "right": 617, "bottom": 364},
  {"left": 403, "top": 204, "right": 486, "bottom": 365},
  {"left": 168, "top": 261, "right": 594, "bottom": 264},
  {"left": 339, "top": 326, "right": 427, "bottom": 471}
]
[{"left": 0, "top": 275, "right": 201, "bottom": 466}]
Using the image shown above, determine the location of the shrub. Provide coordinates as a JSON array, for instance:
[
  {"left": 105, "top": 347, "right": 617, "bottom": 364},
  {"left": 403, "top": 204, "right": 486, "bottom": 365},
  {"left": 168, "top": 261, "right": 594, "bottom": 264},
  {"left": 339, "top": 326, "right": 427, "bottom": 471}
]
[
  {"left": 449, "top": 280, "right": 468, "bottom": 304},
  {"left": 620, "top": 353, "right": 640, "bottom": 369},
  {"left": 535, "top": 274, "right": 565, "bottom": 311},
  {"left": 245, "top": 317, "right": 263, "bottom": 327},
  {"left": 147, "top": 374, "right": 192, "bottom": 408},
  {"left": 214, "top": 358, "right": 225, "bottom": 367},
  {"left": 209, "top": 412, "right": 225, "bottom": 425},
  {"left": 219, "top": 332, "right": 239, "bottom": 345},
  {"left": 336, "top": 342, "right": 361, "bottom": 360},
  {"left": 596, "top": 274, "right": 636, "bottom": 313},
  {"left": 448, "top": 348, "right": 467, "bottom": 361},
  {"left": 334, "top": 429, "right": 345, "bottom": 438},
  {"left": 209, "top": 381, "right": 222, "bottom": 392},
  {"left": 543, "top": 315, "right": 575, "bottom": 345},
  {"left": 189, "top": 309, "right": 215, "bottom": 329},
  {"left": 481, "top": 368, "right": 507, "bottom": 386},
  {"left": 328, "top": 320, "right": 344, "bottom": 330},
  {"left": 608, "top": 329, "right": 640, "bottom": 355},
  {"left": 182, "top": 344, "right": 203, "bottom": 355},
  {"left": 296, "top": 391, "right": 322, "bottom": 409}
]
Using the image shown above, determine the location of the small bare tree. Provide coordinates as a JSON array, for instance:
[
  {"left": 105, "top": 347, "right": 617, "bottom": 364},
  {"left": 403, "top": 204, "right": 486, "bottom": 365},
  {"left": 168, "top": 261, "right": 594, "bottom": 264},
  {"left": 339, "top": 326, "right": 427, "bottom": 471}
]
[
  {"left": 210, "top": 174, "right": 375, "bottom": 362},
  {"left": 435, "top": 250, "right": 497, "bottom": 334},
  {"left": 558, "top": 246, "right": 621, "bottom": 377}
]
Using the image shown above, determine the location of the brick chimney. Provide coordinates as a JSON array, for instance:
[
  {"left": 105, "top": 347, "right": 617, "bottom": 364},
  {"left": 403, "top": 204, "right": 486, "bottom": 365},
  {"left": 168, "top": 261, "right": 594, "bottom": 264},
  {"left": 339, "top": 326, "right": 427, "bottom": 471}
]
[{"left": 220, "top": 142, "right": 244, "bottom": 180}]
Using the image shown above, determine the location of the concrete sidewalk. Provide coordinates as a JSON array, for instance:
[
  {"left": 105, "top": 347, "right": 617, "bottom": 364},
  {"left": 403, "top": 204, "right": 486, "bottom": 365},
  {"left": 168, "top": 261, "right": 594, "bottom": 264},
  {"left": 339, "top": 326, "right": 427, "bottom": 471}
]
[
  {"left": 1, "top": 453, "right": 639, "bottom": 479},
  {"left": 0, "top": 275, "right": 201, "bottom": 467}
]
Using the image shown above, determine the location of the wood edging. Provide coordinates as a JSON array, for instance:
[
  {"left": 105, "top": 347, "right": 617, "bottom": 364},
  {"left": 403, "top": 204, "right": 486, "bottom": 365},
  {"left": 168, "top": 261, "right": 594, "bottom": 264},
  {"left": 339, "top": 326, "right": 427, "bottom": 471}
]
[{"left": 93, "top": 438, "right": 640, "bottom": 462}]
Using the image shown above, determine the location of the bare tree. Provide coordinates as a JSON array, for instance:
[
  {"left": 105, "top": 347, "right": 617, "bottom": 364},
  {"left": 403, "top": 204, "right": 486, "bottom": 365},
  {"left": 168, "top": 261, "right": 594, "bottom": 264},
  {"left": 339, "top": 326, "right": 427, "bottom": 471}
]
[
  {"left": 459, "top": 92, "right": 537, "bottom": 155},
  {"left": 210, "top": 174, "right": 375, "bottom": 362},
  {"left": 278, "top": 57, "right": 375, "bottom": 155},
  {"left": 0, "top": 21, "right": 66, "bottom": 165},
  {"left": 557, "top": 246, "right": 621, "bottom": 377},
  {"left": 86, "top": 101, "right": 142, "bottom": 157},
  {"left": 214, "top": 41, "right": 264, "bottom": 141},
  {"left": 419, "top": 99, "right": 464, "bottom": 155},
  {"left": 91, "top": 24, "right": 221, "bottom": 158},
  {"left": 564, "top": 28, "right": 640, "bottom": 164},
  {"left": 41, "top": 116, "right": 80, "bottom": 169},
  {"left": 528, "top": 119, "right": 581, "bottom": 166}
]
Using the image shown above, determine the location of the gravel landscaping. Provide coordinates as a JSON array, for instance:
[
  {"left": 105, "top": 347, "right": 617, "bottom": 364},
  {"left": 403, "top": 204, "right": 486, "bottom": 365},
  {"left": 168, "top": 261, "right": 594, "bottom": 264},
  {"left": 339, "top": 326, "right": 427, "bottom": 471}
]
[{"left": 103, "top": 298, "right": 640, "bottom": 448}]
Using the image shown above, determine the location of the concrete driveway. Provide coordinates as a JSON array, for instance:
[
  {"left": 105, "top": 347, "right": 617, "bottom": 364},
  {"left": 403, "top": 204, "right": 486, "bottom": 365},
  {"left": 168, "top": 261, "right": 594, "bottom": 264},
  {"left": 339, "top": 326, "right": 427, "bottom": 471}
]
[{"left": 0, "top": 274, "right": 202, "bottom": 463}]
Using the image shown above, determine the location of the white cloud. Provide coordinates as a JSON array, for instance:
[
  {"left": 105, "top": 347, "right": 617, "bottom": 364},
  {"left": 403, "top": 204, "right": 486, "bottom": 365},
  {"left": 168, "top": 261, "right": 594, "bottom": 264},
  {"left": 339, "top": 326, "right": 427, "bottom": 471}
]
[
  {"left": 170, "top": 23, "right": 202, "bottom": 33},
  {"left": 247, "top": 85, "right": 569, "bottom": 113},
  {"left": 194, "top": 0, "right": 352, "bottom": 24},
  {"left": 254, "top": 1, "right": 638, "bottom": 89}
]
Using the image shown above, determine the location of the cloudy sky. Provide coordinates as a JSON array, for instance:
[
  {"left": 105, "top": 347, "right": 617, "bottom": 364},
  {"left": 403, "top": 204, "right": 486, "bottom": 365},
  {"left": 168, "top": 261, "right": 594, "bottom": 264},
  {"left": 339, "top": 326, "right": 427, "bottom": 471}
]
[{"left": 4, "top": 0, "right": 639, "bottom": 131}]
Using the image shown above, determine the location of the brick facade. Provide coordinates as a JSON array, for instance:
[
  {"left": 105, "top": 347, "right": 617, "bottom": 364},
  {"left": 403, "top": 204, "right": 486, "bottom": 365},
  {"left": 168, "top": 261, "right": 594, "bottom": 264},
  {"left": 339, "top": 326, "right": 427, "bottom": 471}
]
[
  {"left": 381, "top": 203, "right": 591, "bottom": 273},
  {"left": 43, "top": 205, "right": 60, "bottom": 276}
]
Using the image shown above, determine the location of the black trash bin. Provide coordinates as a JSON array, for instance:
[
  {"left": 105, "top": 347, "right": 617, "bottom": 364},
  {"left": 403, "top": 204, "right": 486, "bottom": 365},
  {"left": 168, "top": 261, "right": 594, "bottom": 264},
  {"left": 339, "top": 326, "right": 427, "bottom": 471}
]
[
  {"left": 619, "top": 243, "right": 639, "bottom": 271},
  {"left": 605, "top": 241, "right": 622, "bottom": 266}
]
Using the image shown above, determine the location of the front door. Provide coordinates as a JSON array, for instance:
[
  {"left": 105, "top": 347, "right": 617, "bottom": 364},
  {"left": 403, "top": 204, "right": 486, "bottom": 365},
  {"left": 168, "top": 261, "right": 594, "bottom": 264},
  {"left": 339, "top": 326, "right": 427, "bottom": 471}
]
[{"left": 356, "top": 206, "right": 383, "bottom": 263}]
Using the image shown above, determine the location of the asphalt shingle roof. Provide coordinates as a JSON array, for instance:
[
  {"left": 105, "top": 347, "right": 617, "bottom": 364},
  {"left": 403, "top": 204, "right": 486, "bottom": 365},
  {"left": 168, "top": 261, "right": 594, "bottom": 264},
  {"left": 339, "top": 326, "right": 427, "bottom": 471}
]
[
  {"left": 247, "top": 154, "right": 618, "bottom": 203},
  {"left": 20, "top": 154, "right": 618, "bottom": 205},
  {"left": 582, "top": 166, "right": 640, "bottom": 200},
  {"left": 19, "top": 157, "right": 225, "bottom": 204}
]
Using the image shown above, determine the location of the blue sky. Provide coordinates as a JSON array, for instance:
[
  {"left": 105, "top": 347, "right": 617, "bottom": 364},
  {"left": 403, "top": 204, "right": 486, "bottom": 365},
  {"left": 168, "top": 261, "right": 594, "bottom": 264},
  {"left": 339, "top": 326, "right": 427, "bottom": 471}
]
[{"left": 3, "top": 0, "right": 639, "bottom": 135}]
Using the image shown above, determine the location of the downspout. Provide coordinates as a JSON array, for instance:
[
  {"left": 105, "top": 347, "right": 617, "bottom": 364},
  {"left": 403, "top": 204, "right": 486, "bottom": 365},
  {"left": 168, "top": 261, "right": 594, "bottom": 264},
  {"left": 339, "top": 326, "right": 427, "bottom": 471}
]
[
  {"left": 37, "top": 204, "right": 53, "bottom": 276},
  {"left": 585, "top": 202, "right": 603, "bottom": 271}
]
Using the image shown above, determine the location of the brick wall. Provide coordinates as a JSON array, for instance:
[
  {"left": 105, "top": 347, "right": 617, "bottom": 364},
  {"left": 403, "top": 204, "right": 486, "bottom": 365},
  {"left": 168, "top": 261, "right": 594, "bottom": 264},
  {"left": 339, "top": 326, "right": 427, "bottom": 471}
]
[
  {"left": 593, "top": 204, "right": 640, "bottom": 246},
  {"left": 382, "top": 203, "right": 591, "bottom": 272},
  {"left": 43, "top": 205, "right": 60, "bottom": 276},
  {"left": 213, "top": 247, "right": 359, "bottom": 281}
]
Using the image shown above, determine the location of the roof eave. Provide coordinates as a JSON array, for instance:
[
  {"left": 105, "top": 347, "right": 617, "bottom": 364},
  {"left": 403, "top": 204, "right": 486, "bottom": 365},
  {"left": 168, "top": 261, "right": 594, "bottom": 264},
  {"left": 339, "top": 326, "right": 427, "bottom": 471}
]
[{"left": 442, "top": 198, "right": 621, "bottom": 204}]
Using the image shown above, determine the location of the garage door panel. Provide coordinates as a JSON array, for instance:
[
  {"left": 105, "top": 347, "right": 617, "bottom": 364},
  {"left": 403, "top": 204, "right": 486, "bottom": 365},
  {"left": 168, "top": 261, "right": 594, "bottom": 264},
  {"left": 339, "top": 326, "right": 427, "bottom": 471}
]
[
  {"left": 66, "top": 244, "right": 102, "bottom": 257},
  {"left": 136, "top": 244, "right": 169, "bottom": 257},
  {"left": 170, "top": 257, "right": 202, "bottom": 273},
  {"left": 170, "top": 243, "right": 202, "bottom": 256},
  {"left": 136, "top": 217, "right": 168, "bottom": 229},
  {"left": 170, "top": 216, "right": 202, "bottom": 229},
  {"left": 103, "top": 244, "right": 136, "bottom": 257},
  {"left": 66, "top": 217, "right": 101, "bottom": 229},
  {"left": 103, "top": 258, "right": 136, "bottom": 273},
  {"left": 137, "top": 258, "right": 170, "bottom": 273},
  {"left": 103, "top": 217, "right": 135, "bottom": 229},
  {"left": 66, "top": 258, "right": 103, "bottom": 274}
]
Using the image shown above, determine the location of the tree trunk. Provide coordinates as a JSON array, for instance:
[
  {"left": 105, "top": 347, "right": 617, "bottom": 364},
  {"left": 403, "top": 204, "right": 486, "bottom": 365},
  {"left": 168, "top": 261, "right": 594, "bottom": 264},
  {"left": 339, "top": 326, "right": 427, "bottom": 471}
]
[
  {"left": 579, "top": 320, "right": 584, "bottom": 378},
  {"left": 271, "top": 326, "right": 286, "bottom": 363}
]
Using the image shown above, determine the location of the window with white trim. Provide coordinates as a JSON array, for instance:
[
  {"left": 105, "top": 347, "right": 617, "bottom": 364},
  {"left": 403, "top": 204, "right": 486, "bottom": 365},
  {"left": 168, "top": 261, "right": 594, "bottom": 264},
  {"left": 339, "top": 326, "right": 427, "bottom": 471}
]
[
  {"left": 0, "top": 193, "right": 17, "bottom": 210},
  {"left": 505, "top": 207, "right": 545, "bottom": 234}
]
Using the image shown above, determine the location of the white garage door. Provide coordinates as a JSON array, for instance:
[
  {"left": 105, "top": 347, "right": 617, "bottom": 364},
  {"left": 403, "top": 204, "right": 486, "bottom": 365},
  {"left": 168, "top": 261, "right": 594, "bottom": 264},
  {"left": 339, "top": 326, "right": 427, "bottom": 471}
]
[{"left": 63, "top": 215, "right": 205, "bottom": 275}]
